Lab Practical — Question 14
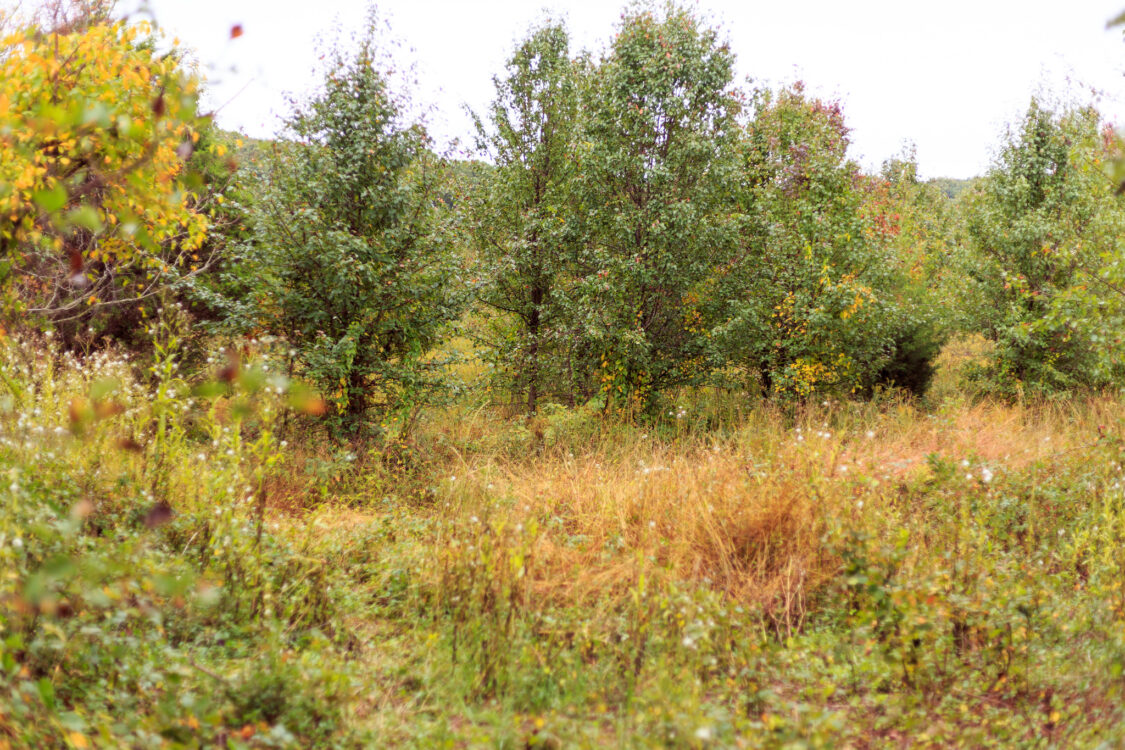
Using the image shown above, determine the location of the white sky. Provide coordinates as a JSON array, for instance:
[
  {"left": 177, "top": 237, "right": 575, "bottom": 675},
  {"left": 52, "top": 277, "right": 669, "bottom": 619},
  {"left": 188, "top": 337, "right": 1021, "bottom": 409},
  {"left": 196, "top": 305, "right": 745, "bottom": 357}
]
[{"left": 128, "top": 0, "right": 1125, "bottom": 179}]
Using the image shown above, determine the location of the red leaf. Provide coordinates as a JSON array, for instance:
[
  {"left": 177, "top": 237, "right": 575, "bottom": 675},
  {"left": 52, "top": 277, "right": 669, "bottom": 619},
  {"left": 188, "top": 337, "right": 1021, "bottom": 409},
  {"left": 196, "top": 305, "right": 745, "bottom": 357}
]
[
  {"left": 68, "top": 247, "right": 83, "bottom": 276},
  {"left": 144, "top": 501, "right": 174, "bottom": 529}
]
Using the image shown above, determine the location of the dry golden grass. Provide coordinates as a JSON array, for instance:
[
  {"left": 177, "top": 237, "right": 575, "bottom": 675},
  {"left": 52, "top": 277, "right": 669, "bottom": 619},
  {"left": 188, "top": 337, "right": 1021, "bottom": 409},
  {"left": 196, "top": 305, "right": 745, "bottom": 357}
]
[
  {"left": 394, "top": 394, "right": 1125, "bottom": 626},
  {"left": 266, "top": 352, "right": 1125, "bottom": 634}
]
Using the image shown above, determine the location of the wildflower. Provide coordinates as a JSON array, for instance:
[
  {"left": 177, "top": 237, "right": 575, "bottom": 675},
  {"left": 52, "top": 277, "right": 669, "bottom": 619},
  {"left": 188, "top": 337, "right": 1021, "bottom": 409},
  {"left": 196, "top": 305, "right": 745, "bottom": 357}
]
[
  {"left": 695, "top": 727, "right": 713, "bottom": 741},
  {"left": 865, "top": 430, "right": 875, "bottom": 439},
  {"left": 980, "top": 467, "right": 993, "bottom": 483}
]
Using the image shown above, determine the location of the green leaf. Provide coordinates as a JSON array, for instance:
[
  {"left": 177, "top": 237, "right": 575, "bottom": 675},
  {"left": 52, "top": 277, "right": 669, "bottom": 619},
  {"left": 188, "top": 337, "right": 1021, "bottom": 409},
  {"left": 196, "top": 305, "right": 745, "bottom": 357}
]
[
  {"left": 192, "top": 381, "right": 228, "bottom": 399},
  {"left": 36, "top": 678, "right": 56, "bottom": 710},
  {"left": 81, "top": 102, "right": 111, "bottom": 128},
  {"left": 33, "top": 185, "right": 68, "bottom": 213},
  {"left": 66, "top": 205, "right": 103, "bottom": 233},
  {"left": 89, "top": 377, "right": 120, "bottom": 402}
]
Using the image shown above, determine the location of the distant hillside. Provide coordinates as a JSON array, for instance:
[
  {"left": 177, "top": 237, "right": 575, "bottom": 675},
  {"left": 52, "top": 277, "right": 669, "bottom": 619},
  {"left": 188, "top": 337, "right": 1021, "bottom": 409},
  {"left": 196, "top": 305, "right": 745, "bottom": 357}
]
[{"left": 927, "top": 177, "right": 977, "bottom": 199}]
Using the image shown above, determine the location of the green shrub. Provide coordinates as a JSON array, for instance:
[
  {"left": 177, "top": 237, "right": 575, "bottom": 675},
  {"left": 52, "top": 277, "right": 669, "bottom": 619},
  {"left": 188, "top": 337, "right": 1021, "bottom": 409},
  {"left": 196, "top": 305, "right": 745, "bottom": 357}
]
[
  {"left": 712, "top": 86, "right": 912, "bottom": 398},
  {"left": 219, "top": 14, "right": 466, "bottom": 438},
  {"left": 962, "top": 99, "right": 1125, "bottom": 396}
]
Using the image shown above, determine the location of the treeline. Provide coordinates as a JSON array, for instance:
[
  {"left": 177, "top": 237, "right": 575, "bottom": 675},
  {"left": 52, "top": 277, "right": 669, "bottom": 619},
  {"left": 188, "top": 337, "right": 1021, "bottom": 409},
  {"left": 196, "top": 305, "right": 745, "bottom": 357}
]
[{"left": 4, "top": 1, "right": 1125, "bottom": 438}]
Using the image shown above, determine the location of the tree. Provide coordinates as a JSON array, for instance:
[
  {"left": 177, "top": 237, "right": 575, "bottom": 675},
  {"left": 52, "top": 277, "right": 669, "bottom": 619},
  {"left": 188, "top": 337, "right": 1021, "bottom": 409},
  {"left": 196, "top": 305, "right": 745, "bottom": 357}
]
[
  {"left": 963, "top": 100, "right": 1125, "bottom": 395},
  {"left": 223, "top": 17, "right": 465, "bottom": 436},
  {"left": 467, "top": 21, "right": 582, "bottom": 414},
  {"left": 867, "top": 146, "right": 958, "bottom": 395},
  {"left": 0, "top": 6, "right": 208, "bottom": 326},
  {"left": 573, "top": 2, "right": 740, "bottom": 412},
  {"left": 712, "top": 86, "right": 906, "bottom": 397}
]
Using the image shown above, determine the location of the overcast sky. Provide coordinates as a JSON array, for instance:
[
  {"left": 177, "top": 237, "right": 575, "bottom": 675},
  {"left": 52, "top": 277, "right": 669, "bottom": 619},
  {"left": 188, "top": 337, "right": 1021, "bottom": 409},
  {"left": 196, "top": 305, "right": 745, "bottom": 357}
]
[{"left": 129, "top": 0, "right": 1125, "bottom": 179}]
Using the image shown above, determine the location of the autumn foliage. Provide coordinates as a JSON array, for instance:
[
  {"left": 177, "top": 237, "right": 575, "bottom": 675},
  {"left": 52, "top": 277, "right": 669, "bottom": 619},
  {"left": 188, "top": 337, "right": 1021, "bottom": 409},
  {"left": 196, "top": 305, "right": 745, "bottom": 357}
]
[{"left": 0, "top": 14, "right": 206, "bottom": 320}]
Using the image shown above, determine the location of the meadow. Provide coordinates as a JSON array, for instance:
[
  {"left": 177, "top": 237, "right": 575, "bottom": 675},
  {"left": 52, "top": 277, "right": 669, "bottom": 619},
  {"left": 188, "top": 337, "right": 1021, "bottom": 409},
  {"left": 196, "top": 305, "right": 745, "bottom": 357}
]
[
  {"left": 2, "top": 328, "right": 1125, "bottom": 747},
  {"left": 5, "top": 1, "right": 1125, "bottom": 746}
]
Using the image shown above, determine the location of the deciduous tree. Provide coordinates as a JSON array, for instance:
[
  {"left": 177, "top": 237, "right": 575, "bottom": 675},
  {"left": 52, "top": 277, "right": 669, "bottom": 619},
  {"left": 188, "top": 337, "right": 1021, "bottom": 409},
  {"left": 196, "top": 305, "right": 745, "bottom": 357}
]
[
  {"left": 0, "top": 6, "right": 208, "bottom": 325},
  {"left": 223, "top": 17, "right": 466, "bottom": 436},
  {"left": 574, "top": 2, "right": 740, "bottom": 412},
  {"left": 467, "top": 21, "right": 583, "bottom": 414}
]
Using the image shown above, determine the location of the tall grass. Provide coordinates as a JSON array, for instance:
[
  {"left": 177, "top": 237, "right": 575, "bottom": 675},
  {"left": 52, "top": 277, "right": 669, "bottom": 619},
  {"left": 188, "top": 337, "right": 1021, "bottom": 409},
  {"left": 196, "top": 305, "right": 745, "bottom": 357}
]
[{"left": 3, "top": 333, "right": 1125, "bottom": 746}]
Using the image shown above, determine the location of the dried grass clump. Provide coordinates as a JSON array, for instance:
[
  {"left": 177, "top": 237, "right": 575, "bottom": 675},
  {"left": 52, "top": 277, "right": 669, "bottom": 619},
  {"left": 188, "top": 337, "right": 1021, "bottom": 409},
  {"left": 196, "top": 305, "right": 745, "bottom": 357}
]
[{"left": 420, "top": 395, "right": 1125, "bottom": 625}]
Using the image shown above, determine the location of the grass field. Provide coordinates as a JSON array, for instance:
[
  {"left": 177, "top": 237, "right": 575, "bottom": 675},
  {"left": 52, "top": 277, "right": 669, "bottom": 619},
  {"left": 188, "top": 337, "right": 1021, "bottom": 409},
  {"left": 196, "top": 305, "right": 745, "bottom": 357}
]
[{"left": 2, "top": 333, "right": 1125, "bottom": 748}]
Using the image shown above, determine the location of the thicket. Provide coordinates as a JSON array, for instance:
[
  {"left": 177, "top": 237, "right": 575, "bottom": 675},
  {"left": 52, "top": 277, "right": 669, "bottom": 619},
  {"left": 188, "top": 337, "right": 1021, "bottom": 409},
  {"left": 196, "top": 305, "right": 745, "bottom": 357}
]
[
  {"left": 0, "top": 1, "right": 222, "bottom": 349},
  {"left": 6, "top": 2, "right": 1122, "bottom": 436},
  {"left": 961, "top": 101, "right": 1125, "bottom": 396},
  {"left": 465, "top": 9, "right": 962, "bottom": 418},
  {"left": 461, "top": 10, "right": 1125, "bottom": 420}
]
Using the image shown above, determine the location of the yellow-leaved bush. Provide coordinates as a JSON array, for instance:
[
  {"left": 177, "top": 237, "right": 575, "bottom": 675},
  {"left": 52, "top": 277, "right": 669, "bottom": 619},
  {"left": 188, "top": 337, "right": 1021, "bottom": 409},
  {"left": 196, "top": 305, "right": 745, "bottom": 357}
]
[{"left": 0, "top": 17, "right": 207, "bottom": 317}]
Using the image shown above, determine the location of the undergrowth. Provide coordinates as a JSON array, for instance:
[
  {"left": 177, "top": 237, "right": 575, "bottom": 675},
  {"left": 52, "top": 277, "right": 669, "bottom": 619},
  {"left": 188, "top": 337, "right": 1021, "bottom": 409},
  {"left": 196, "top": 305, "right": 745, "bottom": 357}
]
[{"left": 2, "top": 332, "right": 1125, "bottom": 747}]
